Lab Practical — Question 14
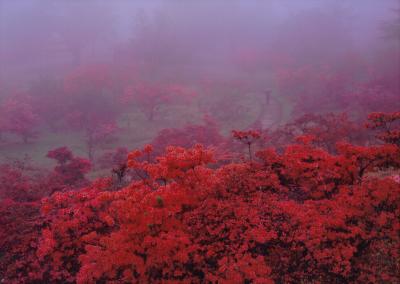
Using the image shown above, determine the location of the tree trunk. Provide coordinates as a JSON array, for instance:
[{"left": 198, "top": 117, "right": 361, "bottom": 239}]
[
  {"left": 148, "top": 106, "right": 155, "bottom": 121},
  {"left": 87, "top": 135, "right": 95, "bottom": 162}
]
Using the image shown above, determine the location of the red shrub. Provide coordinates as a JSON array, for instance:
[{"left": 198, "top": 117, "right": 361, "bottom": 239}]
[
  {"left": 1, "top": 112, "right": 399, "bottom": 283},
  {"left": 366, "top": 111, "right": 400, "bottom": 146},
  {"left": 269, "top": 112, "right": 367, "bottom": 153},
  {"left": 46, "top": 147, "right": 91, "bottom": 190},
  {"left": 151, "top": 116, "right": 223, "bottom": 156}
]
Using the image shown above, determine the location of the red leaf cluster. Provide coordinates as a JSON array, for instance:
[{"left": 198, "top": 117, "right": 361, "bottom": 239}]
[{"left": 1, "top": 113, "right": 399, "bottom": 283}]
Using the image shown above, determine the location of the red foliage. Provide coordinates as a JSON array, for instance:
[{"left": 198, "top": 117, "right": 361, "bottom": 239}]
[
  {"left": 275, "top": 59, "right": 399, "bottom": 117},
  {"left": 0, "top": 200, "right": 43, "bottom": 283},
  {"left": 1, "top": 112, "right": 399, "bottom": 283},
  {"left": 275, "top": 65, "right": 348, "bottom": 115},
  {"left": 0, "top": 148, "right": 92, "bottom": 204},
  {"left": 86, "top": 123, "right": 118, "bottom": 162},
  {"left": 46, "top": 147, "right": 91, "bottom": 190},
  {"left": 47, "top": 147, "right": 73, "bottom": 165},
  {"left": 232, "top": 130, "right": 261, "bottom": 141},
  {"left": 197, "top": 79, "right": 252, "bottom": 126},
  {"left": 269, "top": 112, "right": 367, "bottom": 153},
  {"left": 97, "top": 147, "right": 130, "bottom": 188},
  {"left": 0, "top": 159, "right": 46, "bottom": 202},
  {"left": 232, "top": 130, "right": 262, "bottom": 161},
  {"left": 63, "top": 65, "right": 119, "bottom": 161},
  {"left": 29, "top": 79, "right": 67, "bottom": 130},
  {"left": 97, "top": 147, "right": 128, "bottom": 170},
  {"left": 345, "top": 69, "right": 400, "bottom": 115},
  {"left": 0, "top": 92, "right": 38, "bottom": 143},
  {"left": 122, "top": 81, "right": 196, "bottom": 121},
  {"left": 151, "top": 116, "right": 223, "bottom": 156},
  {"left": 366, "top": 111, "right": 400, "bottom": 146}
]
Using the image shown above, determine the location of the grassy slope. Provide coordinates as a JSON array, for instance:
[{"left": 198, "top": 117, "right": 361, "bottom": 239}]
[{"left": 0, "top": 72, "right": 293, "bottom": 177}]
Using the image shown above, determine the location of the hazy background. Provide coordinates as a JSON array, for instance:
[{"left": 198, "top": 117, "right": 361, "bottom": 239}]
[
  {"left": 0, "top": 0, "right": 399, "bottom": 168},
  {"left": 1, "top": 0, "right": 398, "bottom": 85}
]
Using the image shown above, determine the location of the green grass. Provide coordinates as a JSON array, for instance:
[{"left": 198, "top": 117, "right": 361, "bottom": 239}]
[{"left": 0, "top": 74, "right": 291, "bottom": 177}]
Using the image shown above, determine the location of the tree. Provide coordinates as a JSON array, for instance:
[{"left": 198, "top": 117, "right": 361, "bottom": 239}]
[
  {"left": 122, "top": 82, "right": 196, "bottom": 121},
  {"left": 64, "top": 64, "right": 119, "bottom": 161},
  {"left": 0, "top": 157, "right": 44, "bottom": 202},
  {"left": 275, "top": 65, "right": 349, "bottom": 115},
  {"left": 151, "top": 116, "right": 223, "bottom": 155},
  {"left": 29, "top": 78, "right": 66, "bottom": 130},
  {"left": 232, "top": 130, "right": 261, "bottom": 161},
  {"left": 97, "top": 147, "right": 130, "bottom": 188},
  {"left": 268, "top": 113, "right": 366, "bottom": 153},
  {"left": 46, "top": 146, "right": 91, "bottom": 190},
  {"left": 0, "top": 93, "right": 38, "bottom": 143},
  {"left": 366, "top": 111, "right": 400, "bottom": 146}
]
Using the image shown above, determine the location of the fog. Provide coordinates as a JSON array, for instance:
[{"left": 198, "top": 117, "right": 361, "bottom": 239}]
[
  {"left": 1, "top": 2, "right": 400, "bottom": 282},
  {"left": 1, "top": 1, "right": 397, "bottom": 83},
  {"left": 0, "top": 0, "right": 399, "bottom": 165}
]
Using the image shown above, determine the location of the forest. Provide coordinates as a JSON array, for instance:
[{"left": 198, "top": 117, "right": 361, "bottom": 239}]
[{"left": 0, "top": 1, "right": 399, "bottom": 283}]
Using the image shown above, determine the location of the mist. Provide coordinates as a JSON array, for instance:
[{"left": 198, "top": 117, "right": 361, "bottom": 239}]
[
  {"left": 0, "top": 1, "right": 399, "bottom": 282},
  {"left": 0, "top": 0, "right": 399, "bottom": 170},
  {"left": 1, "top": 1, "right": 397, "bottom": 80}
]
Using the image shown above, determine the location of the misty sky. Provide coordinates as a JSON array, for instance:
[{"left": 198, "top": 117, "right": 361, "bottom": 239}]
[{"left": 0, "top": 0, "right": 398, "bottom": 87}]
